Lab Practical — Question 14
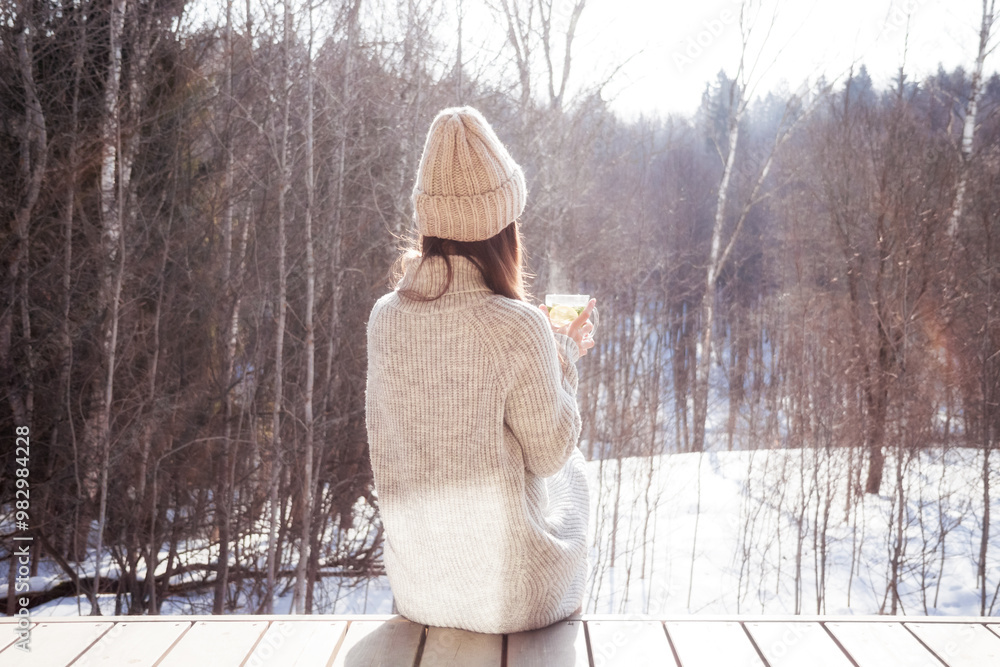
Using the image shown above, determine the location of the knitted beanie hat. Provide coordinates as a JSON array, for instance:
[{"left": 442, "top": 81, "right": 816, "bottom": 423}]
[{"left": 412, "top": 107, "right": 527, "bottom": 242}]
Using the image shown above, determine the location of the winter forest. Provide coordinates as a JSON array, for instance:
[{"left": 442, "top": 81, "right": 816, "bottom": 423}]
[{"left": 2, "top": 0, "right": 999, "bottom": 619}]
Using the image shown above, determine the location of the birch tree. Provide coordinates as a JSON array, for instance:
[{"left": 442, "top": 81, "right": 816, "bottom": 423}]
[
  {"left": 88, "top": 0, "right": 128, "bottom": 615},
  {"left": 691, "top": 1, "right": 824, "bottom": 452},
  {"left": 946, "top": 0, "right": 996, "bottom": 239},
  {"left": 213, "top": 0, "right": 253, "bottom": 615},
  {"left": 292, "top": 0, "right": 317, "bottom": 615},
  {"left": 264, "top": 0, "right": 294, "bottom": 614}
]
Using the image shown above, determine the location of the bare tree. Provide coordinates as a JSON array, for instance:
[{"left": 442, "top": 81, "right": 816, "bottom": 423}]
[
  {"left": 264, "top": 0, "right": 295, "bottom": 615},
  {"left": 292, "top": 0, "right": 318, "bottom": 615},
  {"left": 88, "top": 0, "right": 128, "bottom": 615},
  {"left": 945, "top": 0, "right": 996, "bottom": 239},
  {"left": 58, "top": 0, "right": 90, "bottom": 569},
  {"left": 692, "top": 1, "right": 827, "bottom": 452}
]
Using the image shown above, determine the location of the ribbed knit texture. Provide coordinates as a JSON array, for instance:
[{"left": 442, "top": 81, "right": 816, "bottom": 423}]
[
  {"left": 412, "top": 107, "right": 527, "bottom": 242},
  {"left": 365, "top": 255, "right": 590, "bottom": 634}
]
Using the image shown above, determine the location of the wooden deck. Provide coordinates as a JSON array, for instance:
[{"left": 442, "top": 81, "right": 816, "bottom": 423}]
[{"left": 2, "top": 614, "right": 998, "bottom": 666}]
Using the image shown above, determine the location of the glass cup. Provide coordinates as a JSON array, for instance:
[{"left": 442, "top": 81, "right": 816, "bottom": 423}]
[{"left": 545, "top": 294, "right": 598, "bottom": 336}]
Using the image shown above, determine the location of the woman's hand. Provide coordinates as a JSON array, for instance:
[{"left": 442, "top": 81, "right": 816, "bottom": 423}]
[{"left": 539, "top": 298, "right": 596, "bottom": 357}]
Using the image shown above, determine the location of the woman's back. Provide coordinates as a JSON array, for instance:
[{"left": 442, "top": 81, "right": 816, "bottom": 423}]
[{"left": 366, "top": 254, "right": 589, "bottom": 633}]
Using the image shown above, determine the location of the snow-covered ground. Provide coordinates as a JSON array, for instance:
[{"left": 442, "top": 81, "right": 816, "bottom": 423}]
[
  {"left": 586, "top": 447, "right": 999, "bottom": 616},
  {"left": 18, "top": 447, "right": 1000, "bottom": 618}
]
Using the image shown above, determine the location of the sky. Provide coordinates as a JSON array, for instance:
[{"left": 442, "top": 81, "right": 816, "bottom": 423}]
[{"left": 452, "top": 0, "right": 996, "bottom": 118}]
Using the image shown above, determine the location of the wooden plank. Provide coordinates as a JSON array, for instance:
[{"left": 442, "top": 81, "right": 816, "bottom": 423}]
[
  {"left": 157, "top": 620, "right": 268, "bottom": 666},
  {"left": 243, "top": 620, "right": 348, "bottom": 666},
  {"left": 581, "top": 614, "right": 997, "bottom": 624},
  {"left": 586, "top": 620, "right": 675, "bottom": 667},
  {"left": 989, "top": 624, "right": 1000, "bottom": 639},
  {"left": 905, "top": 622, "right": 1000, "bottom": 667},
  {"left": 14, "top": 614, "right": 1000, "bottom": 624},
  {"left": 826, "top": 622, "right": 944, "bottom": 667},
  {"left": 745, "top": 621, "right": 853, "bottom": 667},
  {"left": 330, "top": 620, "right": 424, "bottom": 667},
  {"left": 664, "top": 621, "right": 764, "bottom": 667},
  {"left": 419, "top": 627, "right": 501, "bottom": 667},
  {"left": 0, "top": 621, "right": 112, "bottom": 667},
  {"left": 0, "top": 618, "right": 24, "bottom": 655},
  {"left": 72, "top": 620, "right": 190, "bottom": 666},
  {"left": 507, "top": 619, "right": 589, "bottom": 667}
]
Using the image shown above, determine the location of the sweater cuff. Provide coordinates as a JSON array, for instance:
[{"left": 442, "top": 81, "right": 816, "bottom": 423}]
[
  {"left": 553, "top": 333, "right": 580, "bottom": 396},
  {"left": 554, "top": 333, "right": 580, "bottom": 365}
]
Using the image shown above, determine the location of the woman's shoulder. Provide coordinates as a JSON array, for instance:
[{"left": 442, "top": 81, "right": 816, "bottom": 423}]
[
  {"left": 367, "top": 291, "right": 399, "bottom": 331},
  {"left": 475, "top": 295, "right": 558, "bottom": 365},
  {"left": 481, "top": 295, "right": 551, "bottom": 335}
]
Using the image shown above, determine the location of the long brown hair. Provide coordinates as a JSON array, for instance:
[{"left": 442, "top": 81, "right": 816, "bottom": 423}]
[{"left": 396, "top": 221, "right": 528, "bottom": 301}]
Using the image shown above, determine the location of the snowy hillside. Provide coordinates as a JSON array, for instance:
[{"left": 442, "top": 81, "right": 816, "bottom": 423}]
[{"left": 586, "top": 447, "right": 999, "bottom": 617}]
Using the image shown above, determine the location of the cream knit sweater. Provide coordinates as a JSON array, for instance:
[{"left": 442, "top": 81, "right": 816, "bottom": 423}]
[{"left": 365, "top": 254, "right": 590, "bottom": 634}]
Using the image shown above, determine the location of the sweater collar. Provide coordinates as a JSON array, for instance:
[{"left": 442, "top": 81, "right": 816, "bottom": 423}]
[{"left": 395, "top": 254, "right": 493, "bottom": 311}]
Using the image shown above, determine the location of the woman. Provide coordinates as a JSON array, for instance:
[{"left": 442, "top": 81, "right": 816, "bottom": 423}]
[{"left": 365, "top": 106, "right": 594, "bottom": 634}]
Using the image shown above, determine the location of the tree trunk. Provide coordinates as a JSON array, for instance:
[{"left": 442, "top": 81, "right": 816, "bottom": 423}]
[
  {"left": 863, "top": 384, "right": 888, "bottom": 495},
  {"left": 139, "top": 172, "right": 175, "bottom": 614},
  {"left": 946, "top": 0, "right": 994, "bottom": 239},
  {"left": 497, "top": 0, "right": 533, "bottom": 115},
  {"left": 265, "top": 0, "right": 293, "bottom": 614},
  {"left": 214, "top": 0, "right": 237, "bottom": 616},
  {"left": 980, "top": 444, "right": 992, "bottom": 615},
  {"left": 90, "top": 0, "right": 132, "bottom": 616},
  {"left": 293, "top": 0, "right": 317, "bottom": 615},
  {"left": 59, "top": 0, "right": 88, "bottom": 565},
  {"left": 979, "top": 227, "right": 995, "bottom": 615},
  {"left": 693, "top": 104, "right": 741, "bottom": 452}
]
